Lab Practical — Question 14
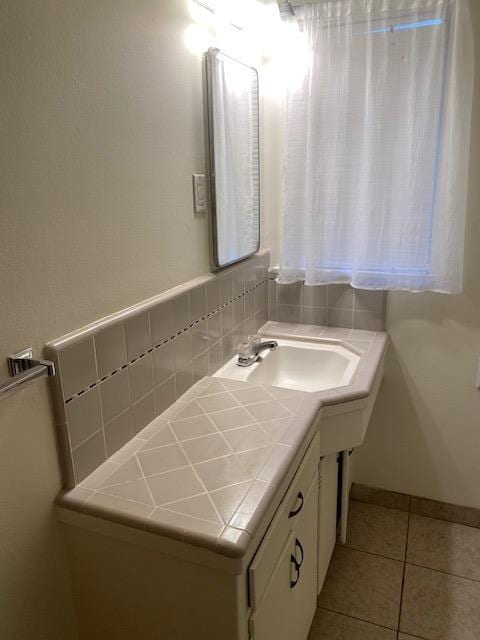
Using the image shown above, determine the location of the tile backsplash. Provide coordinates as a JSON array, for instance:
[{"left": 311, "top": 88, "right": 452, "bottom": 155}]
[
  {"left": 46, "top": 253, "right": 385, "bottom": 489},
  {"left": 267, "top": 276, "right": 385, "bottom": 331},
  {"left": 47, "top": 252, "right": 269, "bottom": 488}
]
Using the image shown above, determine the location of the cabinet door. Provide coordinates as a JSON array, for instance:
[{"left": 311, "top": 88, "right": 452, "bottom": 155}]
[
  {"left": 249, "top": 434, "right": 320, "bottom": 608},
  {"left": 317, "top": 453, "right": 338, "bottom": 593},
  {"left": 249, "top": 473, "right": 318, "bottom": 640}
]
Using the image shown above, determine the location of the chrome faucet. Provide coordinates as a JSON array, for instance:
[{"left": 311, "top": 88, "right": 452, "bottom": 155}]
[{"left": 237, "top": 335, "right": 278, "bottom": 367}]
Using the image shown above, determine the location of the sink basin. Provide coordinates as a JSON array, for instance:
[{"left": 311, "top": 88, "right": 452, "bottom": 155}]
[{"left": 213, "top": 338, "right": 360, "bottom": 393}]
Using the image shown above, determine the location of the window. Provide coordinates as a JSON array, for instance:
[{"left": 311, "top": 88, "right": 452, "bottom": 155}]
[{"left": 278, "top": 0, "right": 473, "bottom": 292}]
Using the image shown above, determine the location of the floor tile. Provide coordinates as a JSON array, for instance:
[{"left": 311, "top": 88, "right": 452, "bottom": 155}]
[
  {"left": 308, "top": 609, "right": 396, "bottom": 639},
  {"left": 346, "top": 501, "right": 409, "bottom": 561},
  {"left": 400, "top": 564, "right": 480, "bottom": 640},
  {"left": 398, "top": 635, "right": 423, "bottom": 639},
  {"left": 407, "top": 514, "right": 480, "bottom": 581},
  {"left": 317, "top": 547, "right": 403, "bottom": 630}
]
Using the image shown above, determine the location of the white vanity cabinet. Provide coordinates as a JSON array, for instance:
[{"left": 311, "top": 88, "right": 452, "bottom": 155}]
[
  {"left": 58, "top": 434, "right": 329, "bottom": 640},
  {"left": 248, "top": 472, "right": 318, "bottom": 640},
  {"left": 248, "top": 434, "right": 320, "bottom": 640}
]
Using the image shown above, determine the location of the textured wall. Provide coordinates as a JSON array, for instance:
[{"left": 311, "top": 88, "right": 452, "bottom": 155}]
[{"left": 0, "top": 1, "right": 274, "bottom": 637}]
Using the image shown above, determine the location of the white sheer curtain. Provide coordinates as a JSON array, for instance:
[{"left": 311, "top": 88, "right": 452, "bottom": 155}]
[{"left": 278, "top": 0, "right": 473, "bottom": 292}]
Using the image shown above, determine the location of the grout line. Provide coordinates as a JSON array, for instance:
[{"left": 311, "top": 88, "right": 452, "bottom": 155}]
[
  {"left": 87, "top": 487, "right": 153, "bottom": 509},
  {"left": 404, "top": 561, "right": 480, "bottom": 585},
  {"left": 202, "top": 411, "right": 237, "bottom": 455},
  {"left": 158, "top": 490, "right": 208, "bottom": 508},
  {"left": 199, "top": 383, "right": 280, "bottom": 469},
  {"left": 316, "top": 606, "right": 398, "bottom": 633},
  {"left": 135, "top": 452, "right": 157, "bottom": 508},
  {"left": 396, "top": 508, "right": 411, "bottom": 632},
  {"left": 336, "top": 543, "right": 404, "bottom": 564},
  {"left": 77, "top": 464, "right": 123, "bottom": 492},
  {"left": 409, "top": 510, "right": 480, "bottom": 532},
  {"left": 100, "top": 461, "right": 192, "bottom": 488},
  {"left": 166, "top": 415, "right": 225, "bottom": 526},
  {"left": 349, "top": 497, "right": 411, "bottom": 514},
  {"left": 353, "top": 486, "right": 480, "bottom": 531},
  {"left": 71, "top": 427, "right": 105, "bottom": 453},
  {"left": 158, "top": 502, "right": 223, "bottom": 527}
]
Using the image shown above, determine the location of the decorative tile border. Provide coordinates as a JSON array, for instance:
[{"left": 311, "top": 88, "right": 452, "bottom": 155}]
[
  {"left": 267, "top": 271, "right": 386, "bottom": 331},
  {"left": 62, "top": 281, "right": 266, "bottom": 405},
  {"left": 46, "top": 252, "right": 269, "bottom": 488}
]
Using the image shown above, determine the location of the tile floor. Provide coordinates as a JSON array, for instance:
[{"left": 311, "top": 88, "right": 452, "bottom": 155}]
[{"left": 309, "top": 499, "right": 480, "bottom": 640}]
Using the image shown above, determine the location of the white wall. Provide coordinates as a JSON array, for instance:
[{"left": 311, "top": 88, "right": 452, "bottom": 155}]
[
  {"left": 261, "top": 90, "right": 284, "bottom": 266},
  {"left": 0, "top": 1, "right": 277, "bottom": 637},
  {"left": 354, "top": 2, "right": 480, "bottom": 509}
]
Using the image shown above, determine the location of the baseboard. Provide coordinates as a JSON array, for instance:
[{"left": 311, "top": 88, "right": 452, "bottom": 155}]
[{"left": 350, "top": 482, "right": 480, "bottom": 529}]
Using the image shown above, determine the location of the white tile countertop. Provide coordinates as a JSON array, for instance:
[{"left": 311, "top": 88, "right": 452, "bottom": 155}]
[{"left": 56, "top": 324, "right": 388, "bottom": 559}]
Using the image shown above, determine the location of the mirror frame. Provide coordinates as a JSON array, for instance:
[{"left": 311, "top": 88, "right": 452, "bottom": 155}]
[{"left": 205, "top": 47, "right": 261, "bottom": 269}]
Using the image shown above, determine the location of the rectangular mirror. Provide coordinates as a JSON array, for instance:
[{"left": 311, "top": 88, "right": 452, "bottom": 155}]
[{"left": 206, "top": 48, "right": 260, "bottom": 268}]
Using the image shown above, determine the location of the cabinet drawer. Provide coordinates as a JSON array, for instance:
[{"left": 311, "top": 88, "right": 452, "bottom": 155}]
[
  {"left": 249, "top": 433, "right": 320, "bottom": 608},
  {"left": 249, "top": 473, "right": 318, "bottom": 640}
]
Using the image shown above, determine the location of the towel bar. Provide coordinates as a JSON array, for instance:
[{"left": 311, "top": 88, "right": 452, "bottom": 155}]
[{"left": 0, "top": 347, "right": 55, "bottom": 398}]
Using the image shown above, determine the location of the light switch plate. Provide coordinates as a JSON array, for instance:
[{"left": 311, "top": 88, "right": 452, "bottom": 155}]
[{"left": 192, "top": 173, "right": 207, "bottom": 214}]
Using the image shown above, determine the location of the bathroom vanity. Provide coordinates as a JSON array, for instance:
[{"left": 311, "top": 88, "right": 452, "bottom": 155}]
[
  {"left": 55, "top": 321, "right": 387, "bottom": 640},
  {"left": 42, "top": 45, "right": 389, "bottom": 639}
]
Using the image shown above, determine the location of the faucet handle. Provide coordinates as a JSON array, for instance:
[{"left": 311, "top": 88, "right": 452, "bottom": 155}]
[
  {"left": 247, "top": 334, "right": 262, "bottom": 346},
  {"left": 237, "top": 342, "right": 254, "bottom": 358}
]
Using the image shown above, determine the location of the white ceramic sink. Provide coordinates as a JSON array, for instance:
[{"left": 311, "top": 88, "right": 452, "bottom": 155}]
[{"left": 214, "top": 338, "right": 360, "bottom": 393}]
